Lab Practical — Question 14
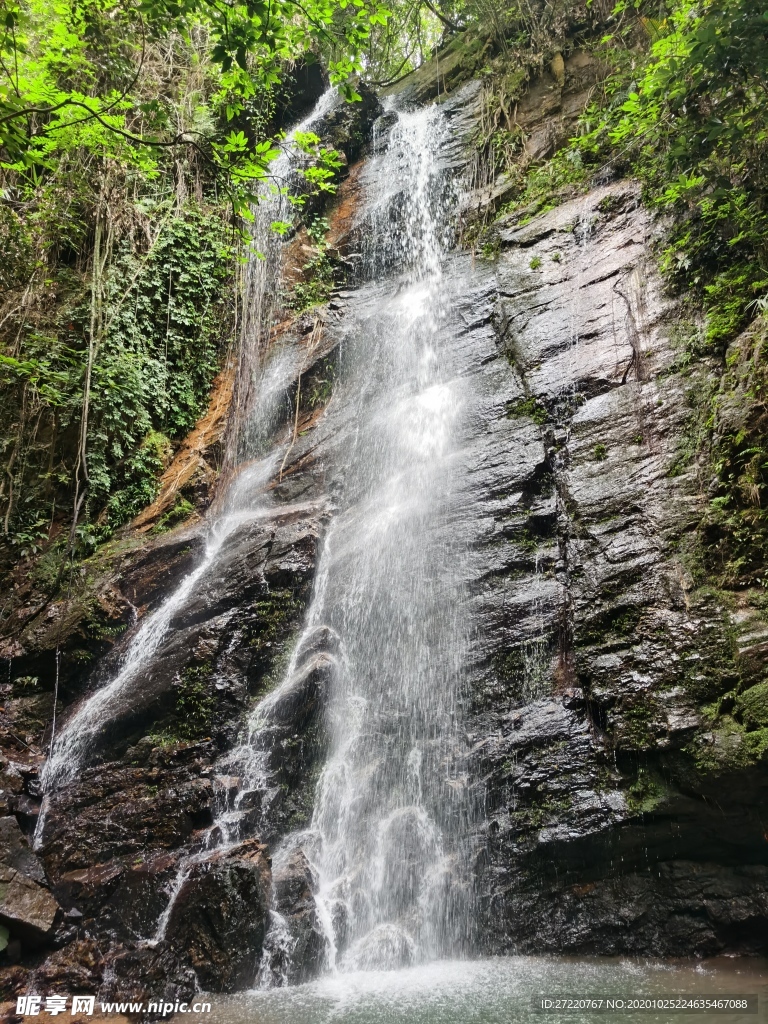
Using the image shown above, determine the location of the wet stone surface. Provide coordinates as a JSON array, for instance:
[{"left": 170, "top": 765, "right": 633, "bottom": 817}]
[{"left": 465, "top": 180, "right": 768, "bottom": 955}]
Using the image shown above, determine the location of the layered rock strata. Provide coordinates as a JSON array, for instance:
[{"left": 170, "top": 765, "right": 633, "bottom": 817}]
[{"left": 465, "top": 180, "right": 768, "bottom": 954}]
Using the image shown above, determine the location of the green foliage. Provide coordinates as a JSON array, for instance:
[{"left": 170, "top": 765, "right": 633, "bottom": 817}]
[
  {"left": 359, "top": 0, "right": 589, "bottom": 90},
  {"left": 499, "top": 146, "right": 588, "bottom": 223},
  {"left": 0, "top": 0, "right": 389, "bottom": 211},
  {"left": 0, "top": 199, "right": 234, "bottom": 550},
  {"left": 614, "top": 697, "right": 660, "bottom": 751},
  {"left": 287, "top": 215, "right": 337, "bottom": 310},
  {"left": 701, "top": 374, "right": 768, "bottom": 584},
  {"left": 0, "top": 352, "right": 74, "bottom": 407},
  {"left": 592, "top": 442, "right": 607, "bottom": 461},
  {"left": 153, "top": 495, "right": 195, "bottom": 534},
  {"left": 305, "top": 351, "right": 338, "bottom": 408},
  {"left": 574, "top": 0, "right": 768, "bottom": 350},
  {"left": 104, "top": 213, "right": 231, "bottom": 438},
  {"left": 577, "top": 604, "right": 642, "bottom": 646},
  {"left": 8, "top": 512, "right": 50, "bottom": 557},
  {"left": 82, "top": 210, "right": 232, "bottom": 540},
  {"left": 30, "top": 540, "right": 69, "bottom": 591},
  {"left": 505, "top": 394, "right": 547, "bottom": 425},
  {"left": 95, "top": 431, "right": 173, "bottom": 538},
  {"left": 478, "top": 234, "right": 501, "bottom": 261},
  {"left": 484, "top": 0, "right": 767, "bottom": 349},
  {"left": 361, "top": 0, "right": 444, "bottom": 85},
  {"left": 509, "top": 790, "right": 573, "bottom": 831},
  {"left": 12, "top": 675, "right": 39, "bottom": 693},
  {"left": 174, "top": 663, "right": 216, "bottom": 740}
]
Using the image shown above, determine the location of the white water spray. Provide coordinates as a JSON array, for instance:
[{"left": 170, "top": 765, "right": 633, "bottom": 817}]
[{"left": 243, "top": 103, "right": 479, "bottom": 976}]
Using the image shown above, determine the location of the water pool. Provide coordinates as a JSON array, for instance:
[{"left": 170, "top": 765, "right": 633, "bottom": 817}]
[{"left": 184, "top": 957, "right": 768, "bottom": 1024}]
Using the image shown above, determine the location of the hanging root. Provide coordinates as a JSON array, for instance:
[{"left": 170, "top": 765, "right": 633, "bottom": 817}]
[{"left": 279, "top": 317, "right": 325, "bottom": 481}]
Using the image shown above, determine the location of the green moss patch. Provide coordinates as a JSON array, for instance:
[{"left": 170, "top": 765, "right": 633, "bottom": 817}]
[{"left": 736, "top": 682, "right": 768, "bottom": 731}]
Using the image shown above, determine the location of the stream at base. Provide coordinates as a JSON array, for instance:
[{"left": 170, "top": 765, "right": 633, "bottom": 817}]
[{"left": 182, "top": 957, "right": 768, "bottom": 1024}]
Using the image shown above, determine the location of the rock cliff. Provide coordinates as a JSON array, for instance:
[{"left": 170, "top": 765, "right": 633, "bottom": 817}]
[{"left": 467, "top": 177, "right": 768, "bottom": 956}]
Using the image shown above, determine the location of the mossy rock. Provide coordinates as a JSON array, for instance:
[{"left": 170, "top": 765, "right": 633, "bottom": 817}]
[
  {"left": 736, "top": 681, "right": 768, "bottom": 730},
  {"left": 626, "top": 768, "right": 669, "bottom": 814},
  {"left": 690, "top": 716, "right": 768, "bottom": 774}
]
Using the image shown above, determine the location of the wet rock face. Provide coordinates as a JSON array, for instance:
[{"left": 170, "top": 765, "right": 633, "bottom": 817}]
[
  {"left": 315, "top": 83, "right": 382, "bottom": 165},
  {"left": 164, "top": 840, "right": 271, "bottom": 991},
  {"left": 0, "top": 816, "right": 46, "bottom": 886},
  {"left": 502, "top": 862, "right": 768, "bottom": 956},
  {"left": 0, "top": 863, "right": 58, "bottom": 946},
  {"left": 462, "top": 179, "right": 768, "bottom": 954},
  {"left": 0, "top": 816, "right": 60, "bottom": 951},
  {"left": 268, "top": 848, "right": 326, "bottom": 985},
  {"left": 43, "top": 745, "right": 216, "bottom": 919},
  {"left": 39, "top": 503, "right": 322, "bottom": 768},
  {"left": 96, "top": 840, "right": 271, "bottom": 1004}
]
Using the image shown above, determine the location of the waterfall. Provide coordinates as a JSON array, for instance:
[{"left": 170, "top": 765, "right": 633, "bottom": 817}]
[
  {"left": 306, "top": 105, "right": 477, "bottom": 970},
  {"left": 38, "top": 87, "right": 480, "bottom": 977},
  {"left": 250, "top": 102, "right": 480, "bottom": 975},
  {"left": 38, "top": 89, "right": 340, "bottom": 796},
  {"left": 226, "top": 87, "right": 341, "bottom": 469}
]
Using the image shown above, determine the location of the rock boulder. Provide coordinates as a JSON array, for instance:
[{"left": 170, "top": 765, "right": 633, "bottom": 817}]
[
  {"left": 0, "top": 816, "right": 59, "bottom": 947},
  {"left": 164, "top": 839, "right": 271, "bottom": 991}
]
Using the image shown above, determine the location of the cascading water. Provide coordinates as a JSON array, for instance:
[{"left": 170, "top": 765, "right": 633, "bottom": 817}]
[
  {"left": 39, "top": 89, "right": 340, "bottom": 798},
  {"left": 227, "top": 88, "right": 340, "bottom": 468},
  {"left": 39, "top": 87, "right": 480, "bottom": 980},
  {"left": 16, "top": 54, "right": 768, "bottom": 1024},
  {"left": 304, "top": 105, "right": 477, "bottom": 971},
  {"left": 245, "top": 102, "right": 481, "bottom": 977}
]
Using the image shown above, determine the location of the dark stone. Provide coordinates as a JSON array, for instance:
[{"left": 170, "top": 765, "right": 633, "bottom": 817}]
[
  {"left": 0, "top": 817, "right": 45, "bottom": 885},
  {"left": 0, "top": 816, "right": 59, "bottom": 948},
  {"left": 101, "top": 942, "right": 197, "bottom": 1010},
  {"left": 277, "top": 58, "right": 329, "bottom": 126},
  {"left": 268, "top": 848, "right": 326, "bottom": 984},
  {"left": 485, "top": 862, "right": 768, "bottom": 957},
  {"left": 28, "top": 938, "right": 102, "bottom": 994},
  {"left": 312, "top": 82, "right": 383, "bottom": 164},
  {"left": 163, "top": 839, "right": 271, "bottom": 992},
  {"left": 267, "top": 653, "right": 335, "bottom": 729},
  {"left": 0, "top": 866, "right": 59, "bottom": 947},
  {"left": 372, "top": 110, "right": 399, "bottom": 142},
  {"left": 12, "top": 795, "right": 40, "bottom": 827}
]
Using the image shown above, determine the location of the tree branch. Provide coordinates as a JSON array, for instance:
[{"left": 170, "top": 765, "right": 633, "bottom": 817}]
[{"left": 420, "top": 0, "right": 460, "bottom": 33}]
